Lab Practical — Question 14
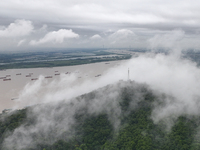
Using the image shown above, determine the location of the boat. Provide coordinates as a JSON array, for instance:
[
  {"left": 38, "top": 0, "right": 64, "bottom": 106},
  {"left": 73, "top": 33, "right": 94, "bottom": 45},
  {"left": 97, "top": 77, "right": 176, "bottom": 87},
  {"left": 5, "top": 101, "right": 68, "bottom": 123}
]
[
  {"left": 6, "top": 75, "right": 11, "bottom": 77},
  {"left": 45, "top": 76, "right": 53, "bottom": 78},
  {"left": 95, "top": 74, "right": 101, "bottom": 77},
  {"left": 16, "top": 73, "right": 21, "bottom": 75},
  {"left": 3, "top": 78, "right": 11, "bottom": 81},
  {"left": 0, "top": 77, "right": 6, "bottom": 79},
  {"left": 26, "top": 75, "right": 31, "bottom": 77},
  {"left": 55, "top": 73, "right": 60, "bottom": 76},
  {"left": 31, "top": 78, "right": 38, "bottom": 81}
]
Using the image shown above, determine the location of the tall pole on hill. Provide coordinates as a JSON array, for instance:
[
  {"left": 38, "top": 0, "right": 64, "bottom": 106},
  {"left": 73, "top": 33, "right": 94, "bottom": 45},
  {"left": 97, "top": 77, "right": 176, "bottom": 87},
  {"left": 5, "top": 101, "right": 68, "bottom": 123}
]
[{"left": 128, "top": 68, "right": 129, "bottom": 81}]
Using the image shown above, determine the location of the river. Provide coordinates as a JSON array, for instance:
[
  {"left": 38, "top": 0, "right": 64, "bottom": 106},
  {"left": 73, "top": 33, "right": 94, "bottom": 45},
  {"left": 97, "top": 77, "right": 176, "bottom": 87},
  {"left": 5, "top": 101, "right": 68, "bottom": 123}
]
[{"left": 0, "top": 60, "right": 124, "bottom": 113}]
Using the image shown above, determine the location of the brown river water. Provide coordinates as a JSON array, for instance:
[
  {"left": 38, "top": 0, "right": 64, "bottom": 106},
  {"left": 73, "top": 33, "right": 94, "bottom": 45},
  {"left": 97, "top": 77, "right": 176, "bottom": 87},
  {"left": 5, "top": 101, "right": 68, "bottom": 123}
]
[{"left": 0, "top": 60, "right": 124, "bottom": 113}]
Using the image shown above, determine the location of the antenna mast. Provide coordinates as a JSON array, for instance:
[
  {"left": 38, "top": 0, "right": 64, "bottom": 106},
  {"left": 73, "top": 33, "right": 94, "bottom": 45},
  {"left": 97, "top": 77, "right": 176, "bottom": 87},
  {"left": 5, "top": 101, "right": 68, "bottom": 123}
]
[{"left": 128, "top": 68, "right": 129, "bottom": 80}]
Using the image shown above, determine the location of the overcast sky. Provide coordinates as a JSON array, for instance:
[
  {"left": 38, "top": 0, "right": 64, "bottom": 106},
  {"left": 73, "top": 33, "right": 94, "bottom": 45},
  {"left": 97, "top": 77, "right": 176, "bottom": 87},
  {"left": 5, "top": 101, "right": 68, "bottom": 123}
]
[{"left": 1, "top": 0, "right": 200, "bottom": 51}]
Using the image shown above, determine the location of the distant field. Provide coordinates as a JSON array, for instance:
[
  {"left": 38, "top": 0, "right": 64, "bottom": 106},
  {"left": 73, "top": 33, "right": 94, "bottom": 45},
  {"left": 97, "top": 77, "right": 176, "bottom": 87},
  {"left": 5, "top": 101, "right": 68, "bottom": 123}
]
[{"left": 0, "top": 49, "right": 132, "bottom": 69}]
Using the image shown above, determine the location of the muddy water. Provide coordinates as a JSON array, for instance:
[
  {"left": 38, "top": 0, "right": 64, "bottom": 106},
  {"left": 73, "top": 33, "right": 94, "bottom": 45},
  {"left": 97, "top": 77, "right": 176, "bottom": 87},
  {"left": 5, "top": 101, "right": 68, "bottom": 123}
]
[{"left": 0, "top": 61, "right": 123, "bottom": 112}]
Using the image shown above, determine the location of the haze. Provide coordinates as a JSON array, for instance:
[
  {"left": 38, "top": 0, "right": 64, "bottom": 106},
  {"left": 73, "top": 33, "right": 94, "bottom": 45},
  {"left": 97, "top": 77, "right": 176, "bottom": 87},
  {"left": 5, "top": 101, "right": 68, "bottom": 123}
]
[{"left": 1, "top": 0, "right": 200, "bottom": 51}]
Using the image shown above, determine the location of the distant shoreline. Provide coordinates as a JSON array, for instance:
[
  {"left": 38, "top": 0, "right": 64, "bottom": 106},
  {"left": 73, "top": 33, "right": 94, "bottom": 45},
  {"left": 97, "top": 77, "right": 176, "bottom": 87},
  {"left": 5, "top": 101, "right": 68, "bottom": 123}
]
[{"left": 0, "top": 55, "right": 131, "bottom": 70}]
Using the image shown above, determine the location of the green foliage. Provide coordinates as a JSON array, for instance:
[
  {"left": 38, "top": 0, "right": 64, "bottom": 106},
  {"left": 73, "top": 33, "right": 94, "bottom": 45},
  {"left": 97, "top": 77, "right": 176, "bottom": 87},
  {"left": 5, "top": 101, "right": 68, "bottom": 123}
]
[
  {"left": 79, "top": 114, "right": 113, "bottom": 149},
  {"left": 0, "top": 109, "right": 27, "bottom": 148},
  {"left": 162, "top": 117, "right": 196, "bottom": 150},
  {"left": 0, "top": 81, "right": 200, "bottom": 150}
]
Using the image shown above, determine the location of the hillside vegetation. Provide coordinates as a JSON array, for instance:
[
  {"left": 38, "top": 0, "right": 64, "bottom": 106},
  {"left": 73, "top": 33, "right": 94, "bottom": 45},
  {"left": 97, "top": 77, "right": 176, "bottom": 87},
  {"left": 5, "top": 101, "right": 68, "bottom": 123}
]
[{"left": 0, "top": 81, "right": 200, "bottom": 150}]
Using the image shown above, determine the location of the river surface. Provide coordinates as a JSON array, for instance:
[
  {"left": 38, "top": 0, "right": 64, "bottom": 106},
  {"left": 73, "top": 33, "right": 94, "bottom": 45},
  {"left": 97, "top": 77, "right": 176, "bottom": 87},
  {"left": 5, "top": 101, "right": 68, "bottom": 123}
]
[{"left": 0, "top": 60, "right": 124, "bottom": 113}]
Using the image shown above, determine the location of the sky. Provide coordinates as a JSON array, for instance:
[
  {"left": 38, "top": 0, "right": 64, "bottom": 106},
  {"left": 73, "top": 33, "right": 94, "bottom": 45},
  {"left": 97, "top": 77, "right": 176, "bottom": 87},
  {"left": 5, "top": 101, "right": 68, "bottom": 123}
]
[{"left": 1, "top": 0, "right": 200, "bottom": 51}]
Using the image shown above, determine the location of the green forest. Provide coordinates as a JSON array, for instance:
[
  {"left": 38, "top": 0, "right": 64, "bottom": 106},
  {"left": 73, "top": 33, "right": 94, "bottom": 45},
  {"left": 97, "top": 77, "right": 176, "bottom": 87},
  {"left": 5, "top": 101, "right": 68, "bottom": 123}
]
[{"left": 1, "top": 81, "right": 200, "bottom": 150}]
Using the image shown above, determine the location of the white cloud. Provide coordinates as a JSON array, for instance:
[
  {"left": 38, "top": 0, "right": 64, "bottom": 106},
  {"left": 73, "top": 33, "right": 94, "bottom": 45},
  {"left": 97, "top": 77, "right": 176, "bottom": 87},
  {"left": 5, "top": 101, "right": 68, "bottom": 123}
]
[
  {"left": 90, "top": 34, "right": 102, "bottom": 40},
  {"left": 1, "top": 1, "right": 200, "bottom": 50},
  {"left": 39, "top": 24, "right": 48, "bottom": 31},
  {"left": 0, "top": 20, "right": 33, "bottom": 37},
  {"left": 107, "top": 29, "right": 136, "bottom": 47},
  {"left": 17, "top": 39, "right": 26, "bottom": 46},
  {"left": 30, "top": 29, "right": 79, "bottom": 45},
  {"left": 148, "top": 29, "right": 185, "bottom": 50},
  {"left": 109, "top": 29, "right": 135, "bottom": 40},
  {"left": 1, "top": 1, "right": 200, "bottom": 30}
]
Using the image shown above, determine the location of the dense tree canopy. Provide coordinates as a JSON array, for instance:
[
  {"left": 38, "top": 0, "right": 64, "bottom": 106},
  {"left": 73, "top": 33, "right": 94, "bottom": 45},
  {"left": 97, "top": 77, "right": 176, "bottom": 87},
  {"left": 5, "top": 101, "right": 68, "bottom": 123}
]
[{"left": 0, "top": 81, "right": 200, "bottom": 150}]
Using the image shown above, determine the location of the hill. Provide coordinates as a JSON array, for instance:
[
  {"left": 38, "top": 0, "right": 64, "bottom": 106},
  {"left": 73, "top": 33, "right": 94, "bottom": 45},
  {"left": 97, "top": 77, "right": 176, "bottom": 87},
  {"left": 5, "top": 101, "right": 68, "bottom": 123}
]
[{"left": 0, "top": 80, "right": 200, "bottom": 150}]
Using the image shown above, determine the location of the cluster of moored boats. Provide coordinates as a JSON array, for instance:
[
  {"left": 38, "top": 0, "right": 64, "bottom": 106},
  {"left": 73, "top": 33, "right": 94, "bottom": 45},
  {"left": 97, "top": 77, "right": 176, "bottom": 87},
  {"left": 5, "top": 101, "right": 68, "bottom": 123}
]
[
  {"left": 0, "top": 74, "right": 12, "bottom": 81},
  {"left": 0, "top": 71, "right": 72, "bottom": 82},
  {"left": 0, "top": 68, "right": 103, "bottom": 82}
]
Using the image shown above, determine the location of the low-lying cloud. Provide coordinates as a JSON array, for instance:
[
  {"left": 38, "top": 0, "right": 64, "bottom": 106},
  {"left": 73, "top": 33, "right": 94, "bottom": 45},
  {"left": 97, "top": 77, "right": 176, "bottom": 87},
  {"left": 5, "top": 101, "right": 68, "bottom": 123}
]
[
  {"left": 90, "top": 34, "right": 102, "bottom": 40},
  {"left": 17, "top": 39, "right": 26, "bottom": 46},
  {"left": 11, "top": 51, "right": 200, "bottom": 123},
  {"left": 30, "top": 29, "right": 79, "bottom": 45},
  {"left": 3, "top": 48, "right": 200, "bottom": 148},
  {"left": 149, "top": 29, "right": 185, "bottom": 51},
  {"left": 109, "top": 29, "right": 135, "bottom": 41}
]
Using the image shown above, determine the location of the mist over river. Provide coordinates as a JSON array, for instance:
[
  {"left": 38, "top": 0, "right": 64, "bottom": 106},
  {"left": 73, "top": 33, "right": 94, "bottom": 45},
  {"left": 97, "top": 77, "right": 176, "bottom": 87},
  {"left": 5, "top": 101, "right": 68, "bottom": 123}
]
[{"left": 0, "top": 60, "right": 125, "bottom": 112}]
